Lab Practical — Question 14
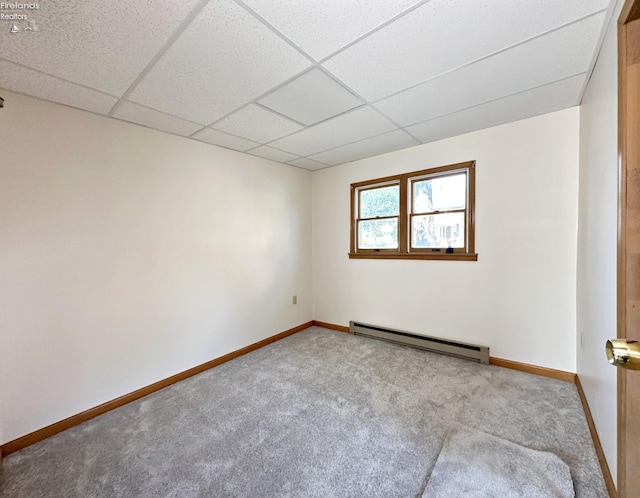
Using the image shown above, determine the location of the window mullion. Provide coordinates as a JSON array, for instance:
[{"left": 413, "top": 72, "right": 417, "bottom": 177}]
[
  {"left": 358, "top": 215, "right": 398, "bottom": 222},
  {"left": 412, "top": 208, "right": 467, "bottom": 216}
]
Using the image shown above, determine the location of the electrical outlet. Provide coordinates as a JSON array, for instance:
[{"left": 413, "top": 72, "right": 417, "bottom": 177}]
[
  {"left": 292, "top": 295, "right": 297, "bottom": 305},
  {"left": 580, "top": 333, "right": 584, "bottom": 350}
]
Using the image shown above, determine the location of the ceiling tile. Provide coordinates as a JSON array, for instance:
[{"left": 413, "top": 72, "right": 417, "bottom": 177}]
[
  {"left": 258, "top": 68, "right": 363, "bottom": 126},
  {"left": 309, "top": 129, "right": 419, "bottom": 166},
  {"left": 0, "top": 60, "right": 118, "bottom": 114},
  {"left": 248, "top": 146, "right": 299, "bottom": 163},
  {"left": 323, "top": 0, "right": 610, "bottom": 101},
  {"left": 112, "top": 102, "right": 203, "bottom": 137},
  {"left": 269, "top": 107, "right": 397, "bottom": 157},
  {"left": 242, "top": 0, "right": 424, "bottom": 60},
  {"left": 287, "top": 158, "right": 329, "bottom": 171},
  {"left": 405, "top": 74, "right": 587, "bottom": 144},
  {"left": 0, "top": 0, "right": 202, "bottom": 95},
  {"left": 192, "top": 128, "right": 259, "bottom": 152},
  {"left": 375, "top": 13, "right": 605, "bottom": 127},
  {"left": 213, "top": 104, "right": 302, "bottom": 143},
  {"left": 128, "top": 0, "right": 311, "bottom": 125}
]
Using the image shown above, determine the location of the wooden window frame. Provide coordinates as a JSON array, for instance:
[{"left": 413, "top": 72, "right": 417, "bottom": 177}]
[
  {"left": 349, "top": 161, "right": 477, "bottom": 261},
  {"left": 355, "top": 181, "right": 401, "bottom": 253}
]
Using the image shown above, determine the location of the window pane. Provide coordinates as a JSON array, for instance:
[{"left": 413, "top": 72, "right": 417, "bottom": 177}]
[
  {"left": 412, "top": 212, "right": 465, "bottom": 248},
  {"left": 413, "top": 174, "right": 466, "bottom": 213},
  {"left": 358, "top": 218, "right": 398, "bottom": 249},
  {"left": 360, "top": 185, "right": 399, "bottom": 218}
]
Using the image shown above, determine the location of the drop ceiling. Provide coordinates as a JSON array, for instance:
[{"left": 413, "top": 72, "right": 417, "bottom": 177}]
[{"left": 0, "top": 0, "right": 615, "bottom": 170}]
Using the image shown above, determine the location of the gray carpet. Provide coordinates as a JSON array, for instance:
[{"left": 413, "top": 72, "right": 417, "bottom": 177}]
[
  {"left": 423, "top": 424, "right": 575, "bottom": 497},
  {"left": 0, "top": 327, "right": 608, "bottom": 497}
]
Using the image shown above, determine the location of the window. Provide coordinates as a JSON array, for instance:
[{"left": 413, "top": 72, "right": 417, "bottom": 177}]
[{"left": 350, "top": 161, "right": 476, "bottom": 261}]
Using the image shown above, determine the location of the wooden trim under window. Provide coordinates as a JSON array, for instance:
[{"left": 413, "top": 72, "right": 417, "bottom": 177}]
[
  {"left": 349, "top": 161, "right": 477, "bottom": 261},
  {"left": 348, "top": 252, "right": 478, "bottom": 261}
]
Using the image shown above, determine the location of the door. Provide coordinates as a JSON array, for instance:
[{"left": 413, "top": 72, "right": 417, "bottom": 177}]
[{"left": 614, "top": 2, "right": 640, "bottom": 496}]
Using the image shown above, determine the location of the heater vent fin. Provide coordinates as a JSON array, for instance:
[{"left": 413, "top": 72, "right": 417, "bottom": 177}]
[{"left": 350, "top": 321, "right": 490, "bottom": 364}]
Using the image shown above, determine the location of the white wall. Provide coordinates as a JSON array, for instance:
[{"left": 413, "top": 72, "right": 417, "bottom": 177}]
[
  {"left": 576, "top": 0, "right": 623, "bottom": 481},
  {"left": 313, "top": 108, "right": 580, "bottom": 372},
  {"left": 0, "top": 91, "right": 313, "bottom": 445}
]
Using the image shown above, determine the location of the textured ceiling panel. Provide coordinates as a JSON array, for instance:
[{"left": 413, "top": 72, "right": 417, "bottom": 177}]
[
  {"left": 309, "top": 129, "right": 419, "bottom": 166},
  {"left": 269, "top": 107, "right": 397, "bottom": 157},
  {"left": 242, "top": 0, "right": 424, "bottom": 60},
  {"left": 128, "top": 0, "right": 311, "bottom": 125},
  {"left": 323, "top": 0, "right": 609, "bottom": 101},
  {"left": 258, "top": 68, "right": 363, "bottom": 125},
  {"left": 248, "top": 146, "right": 299, "bottom": 163},
  {"left": 192, "top": 128, "right": 259, "bottom": 152},
  {"left": 112, "top": 102, "right": 203, "bottom": 137},
  {"left": 376, "top": 13, "right": 604, "bottom": 127},
  {"left": 287, "top": 158, "right": 329, "bottom": 171},
  {"left": 406, "top": 75, "right": 586, "bottom": 144},
  {"left": 0, "top": 60, "right": 118, "bottom": 115},
  {"left": 0, "top": 0, "right": 616, "bottom": 170},
  {"left": 212, "top": 104, "right": 302, "bottom": 143},
  {"left": 0, "top": 0, "right": 202, "bottom": 95}
]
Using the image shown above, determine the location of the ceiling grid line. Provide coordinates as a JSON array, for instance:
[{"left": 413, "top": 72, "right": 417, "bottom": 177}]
[
  {"left": 232, "top": 0, "right": 318, "bottom": 64},
  {"left": 106, "top": 0, "right": 214, "bottom": 117},
  {"left": 189, "top": 70, "right": 369, "bottom": 145},
  {"left": 364, "top": 102, "right": 424, "bottom": 144},
  {"left": 251, "top": 102, "right": 310, "bottom": 128},
  {"left": 315, "top": 0, "right": 434, "bottom": 64},
  {"left": 115, "top": 100, "right": 206, "bottom": 127},
  {"left": 261, "top": 68, "right": 589, "bottom": 157},
  {"left": 264, "top": 61, "right": 412, "bottom": 156},
  {"left": 410, "top": 71, "right": 590, "bottom": 128},
  {"left": 186, "top": 0, "right": 379, "bottom": 136},
  {"left": 0, "top": 87, "right": 115, "bottom": 120},
  {"left": 576, "top": 6, "right": 618, "bottom": 105},
  {"left": 0, "top": 0, "right": 617, "bottom": 169},
  {"left": 293, "top": 128, "right": 415, "bottom": 163},
  {"left": 187, "top": 0, "right": 416, "bottom": 138},
  {"left": 186, "top": 65, "right": 314, "bottom": 138},
  {"left": 374, "top": 70, "right": 593, "bottom": 132},
  {"left": 403, "top": 72, "right": 590, "bottom": 144},
  {"left": 0, "top": 57, "right": 120, "bottom": 99},
  {"left": 221, "top": 3, "right": 607, "bottom": 160},
  {"left": 177, "top": 1, "right": 608, "bottom": 163},
  {"left": 195, "top": 128, "right": 273, "bottom": 150},
  {"left": 367, "top": 8, "right": 610, "bottom": 106},
  {"left": 242, "top": 103, "right": 383, "bottom": 153}
]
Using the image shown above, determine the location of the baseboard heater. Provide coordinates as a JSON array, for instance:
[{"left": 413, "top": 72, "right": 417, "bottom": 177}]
[{"left": 349, "top": 321, "right": 490, "bottom": 365}]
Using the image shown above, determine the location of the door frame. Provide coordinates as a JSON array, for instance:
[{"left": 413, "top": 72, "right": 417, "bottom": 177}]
[{"left": 618, "top": 1, "right": 640, "bottom": 496}]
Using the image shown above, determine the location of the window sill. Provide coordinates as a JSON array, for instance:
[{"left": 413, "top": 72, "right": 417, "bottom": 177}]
[{"left": 348, "top": 252, "right": 478, "bottom": 261}]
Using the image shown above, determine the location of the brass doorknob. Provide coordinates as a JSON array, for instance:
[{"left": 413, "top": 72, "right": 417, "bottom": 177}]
[{"left": 606, "top": 339, "right": 640, "bottom": 370}]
